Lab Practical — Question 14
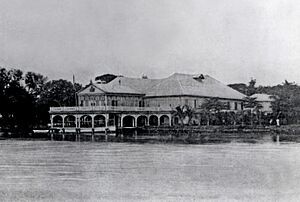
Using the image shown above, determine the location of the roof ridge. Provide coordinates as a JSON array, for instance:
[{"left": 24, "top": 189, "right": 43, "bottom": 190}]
[{"left": 205, "top": 75, "right": 245, "bottom": 96}]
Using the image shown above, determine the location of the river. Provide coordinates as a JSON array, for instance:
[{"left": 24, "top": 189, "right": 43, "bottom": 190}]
[{"left": 0, "top": 140, "right": 300, "bottom": 201}]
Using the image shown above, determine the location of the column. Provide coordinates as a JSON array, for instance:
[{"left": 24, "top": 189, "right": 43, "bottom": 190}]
[
  {"left": 78, "top": 115, "right": 81, "bottom": 128},
  {"left": 169, "top": 114, "right": 172, "bottom": 126},
  {"left": 105, "top": 114, "right": 109, "bottom": 127},
  {"left": 50, "top": 115, "right": 54, "bottom": 128},
  {"left": 133, "top": 117, "right": 135, "bottom": 127},
  {"left": 133, "top": 115, "right": 138, "bottom": 127},
  {"left": 62, "top": 115, "right": 65, "bottom": 128},
  {"left": 91, "top": 115, "right": 95, "bottom": 133},
  {"left": 120, "top": 114, "right": 123, "bottom": 127},
  {"left": 158, "top": 115, "right": 161, "bottom": 126},
  {"left": 105, "top": 95, "right": 108, "bottom": 109},
  {"left": 75, "top": 115, "right": 78, "bottom": 128},
  {"left": 91, "top": 115, "right": 95, "bottom": 129}
]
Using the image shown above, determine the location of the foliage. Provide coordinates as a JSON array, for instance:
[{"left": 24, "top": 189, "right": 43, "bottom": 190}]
[
  {"left": 230, "top": 78, "right": 300, "bottom": 124},
  {"left": 200, "top": 98, "right": 227, "bottom": 125},
  {"left": 228, "top": 78, "right": 256, "bottom": 96},
  {"left": 25, "top": 71, "right": 47, "bottom": 98},
  {"left": 201, "top": 98, "right": 226, "bottom": 113},
  {"left": 228, "top": 83, "right": 248, "bottom": 95},
  {"left": 0, "top": 67, "right": 82, "bottom": 132},
  {"left": 39, "top": 79, "right": 81, "bottom": 107},
  {"left": 172, "top": 105, "right": 195, "bottom": 125},
  {"left": 95, "top": 74, "right": 117, "bottom": 84},
  {"left": 0, "top": 68, "right": 35, "bottom": 131},
  {"left": 244, "top": 96, "right": 262, "bottom": 112}
]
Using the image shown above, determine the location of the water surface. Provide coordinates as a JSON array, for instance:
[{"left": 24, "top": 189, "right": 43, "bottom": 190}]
[{"left": 0, "top": 140, "right": 300, "bottom": 201}]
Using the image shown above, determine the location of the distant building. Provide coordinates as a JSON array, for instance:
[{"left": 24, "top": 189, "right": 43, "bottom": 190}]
[
  {"left": 250, "top": 93, "right": 274, "bottom": 113},
  {"left": 49, "top": 73, "right": 246, "bottom": 131}
]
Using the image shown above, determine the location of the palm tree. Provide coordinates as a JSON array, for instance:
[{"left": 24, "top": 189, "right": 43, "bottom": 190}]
[
  {"left": 172, "top": 105, "right": 194, "bottom": 126},
  {"left": 200, "top": 98, "right": 225, "bottom": 125},
  {"left": 244, "top": 96, "right": 262, "bottom": 125}
]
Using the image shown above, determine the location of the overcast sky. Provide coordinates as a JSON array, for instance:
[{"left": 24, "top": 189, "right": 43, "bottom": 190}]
[{"left": 0, "top": 0, "right": 300, "bottom": 85}]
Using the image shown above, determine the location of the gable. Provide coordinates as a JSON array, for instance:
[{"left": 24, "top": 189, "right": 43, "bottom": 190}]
[{"left": 77, "top": 84, "right": 105, "bottom": 95}]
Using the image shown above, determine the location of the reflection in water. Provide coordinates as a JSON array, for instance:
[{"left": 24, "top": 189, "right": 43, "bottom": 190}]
[{"left": 0, "top": 140, "right": 300, "bottom": 201}]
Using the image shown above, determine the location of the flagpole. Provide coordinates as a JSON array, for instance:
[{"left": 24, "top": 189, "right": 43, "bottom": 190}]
[{"left": 73, "top": 74, "right": 78, "bottom": 107}]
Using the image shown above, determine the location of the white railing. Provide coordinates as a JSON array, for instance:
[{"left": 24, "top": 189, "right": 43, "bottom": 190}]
[{"left": 50, "top": 106, "right": 172, "bottom": 113}]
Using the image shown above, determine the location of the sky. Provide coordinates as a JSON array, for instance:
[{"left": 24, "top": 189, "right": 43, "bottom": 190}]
[{"left": 0, "top": 0, "right": 300, "bottom": 86}]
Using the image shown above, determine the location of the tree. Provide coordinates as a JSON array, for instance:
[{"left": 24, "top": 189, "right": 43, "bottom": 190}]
[
  {"left": 228, "top": 78, "right": 257, "bottom": 96},
  {"left": 0, "top": 68, "right": 35, "bottom": 131},
  {"left": 228, "top": 83, "right": 248, "bottom": 95},
  {"left": 200, "top": 98, "right": 226, "bottom": 125},
  {"left": 172, "top": 105, "right": 194, "bottom": 126},
  {"left": 247, "top": 78, "right": 256, "bottom": 96},
  {"left": 244, "top": 96, "right": 262, "bottom": 125},
  {"left": 33, "top": 79, "right": 81, "bottom": 127},
  {"left": 25, "top": 71, "right": 47, "bottom": 98},
  {"left": 39, "top": 79, "right": 81, "bottom": 107},
  {"left": 95, "top": 74, "right": 117, "bottom": 84}
]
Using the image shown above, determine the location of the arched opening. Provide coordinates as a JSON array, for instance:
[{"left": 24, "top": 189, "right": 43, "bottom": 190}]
[
  {"left": 53, "top": 115, "right": 63, "bottom": 127},
  {"left": 94, "top": 115, "right": 106, "bottom": 127},
  {"left": 64, "top": 115, "right": 76, "bottom": 127},
  {"left": 160, "top": 115, "right": 170, "bottom": 126},
  {"left": 123, "top": 115, "right": 135, "bottom": 127},
  {"left": 80, "top": 115, "right": 92, "bottom": 128},
  {"left": 137, "top": 116, "right": 148, "bottom": 127},
  {"left": 149, "top": 115, "right": 158, "bottom": 126}
]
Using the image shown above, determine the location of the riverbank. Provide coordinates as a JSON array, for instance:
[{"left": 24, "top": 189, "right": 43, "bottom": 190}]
[{"left": 2, "top": 125, "right": 300, "bottom": 144}]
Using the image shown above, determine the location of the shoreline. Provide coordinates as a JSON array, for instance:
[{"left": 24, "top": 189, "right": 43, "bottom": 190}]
[{"left": 1, "top": 125, "right": 300, "bottom": 144}]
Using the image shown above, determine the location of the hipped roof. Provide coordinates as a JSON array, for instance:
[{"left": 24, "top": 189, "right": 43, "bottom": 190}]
[
  {"left": 251, "top": 93, "right": 274, "bottom": 102},
  {"left": 80, "top": 73, "right": 246, "bottom": 100},
  {"left": 145, "top": 73, "right": 245, "bottom": 100}
]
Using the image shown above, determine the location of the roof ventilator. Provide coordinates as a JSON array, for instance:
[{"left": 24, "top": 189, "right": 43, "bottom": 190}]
[{"left": 193, "top": 74, "right": 205, "bottom": 82}]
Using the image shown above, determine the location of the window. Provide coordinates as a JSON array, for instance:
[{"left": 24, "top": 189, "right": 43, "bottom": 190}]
[
  {"left": 139, "top": 101, "right": 145, "bottom": 107},
  {"left": 112, "top": 100, "right": 118, "bottom": 106},
  {"left": 234, "top": 102, "right": 238, "bottom": 110},
  {"left": 194, "top": 100, "right": 197, "bottom": 108},
  {"left": 89, "top": 86, "right": 95, "bottom": 92},
  {"left": 241, "top": 102, "right": 244, "bottom": 110}
]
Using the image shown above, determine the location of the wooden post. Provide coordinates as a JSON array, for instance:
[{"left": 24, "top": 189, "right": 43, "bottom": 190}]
[
  {"left": 50, "top": 116, "right": 54, "bottom": 128},
  {"left": 134, "top": 129, "right": 138, "bottom": 140},
  {"left": 105, "top": 128, "right": 108, "bottom": 141},
  {"left": 62, "top": 116, "right": 65, "bottom": 129},
  {"left": 92, "top": 116, "right": 95, "bottom": 131}
]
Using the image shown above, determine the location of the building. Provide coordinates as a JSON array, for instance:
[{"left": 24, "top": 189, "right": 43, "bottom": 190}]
[
  {"left": 250, "top": 93, "right": 274, "bottom": 113},
  {"left": 49, "top": 73, "right": 246, "bottom": 132}
]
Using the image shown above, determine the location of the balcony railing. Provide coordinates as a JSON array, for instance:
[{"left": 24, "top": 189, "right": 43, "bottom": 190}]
[{"left": 50, "top": 106, "right": 172, "bottom": 113}]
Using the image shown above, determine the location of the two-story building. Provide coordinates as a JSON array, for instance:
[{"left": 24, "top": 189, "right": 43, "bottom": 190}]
[{"left": 49, "top": 73, "right": 246, "bottom": 132}]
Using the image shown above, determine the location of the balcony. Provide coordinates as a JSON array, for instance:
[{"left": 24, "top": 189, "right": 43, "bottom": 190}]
[{"left": 50, "top": 106, "right": 172, "bottom": 113}]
